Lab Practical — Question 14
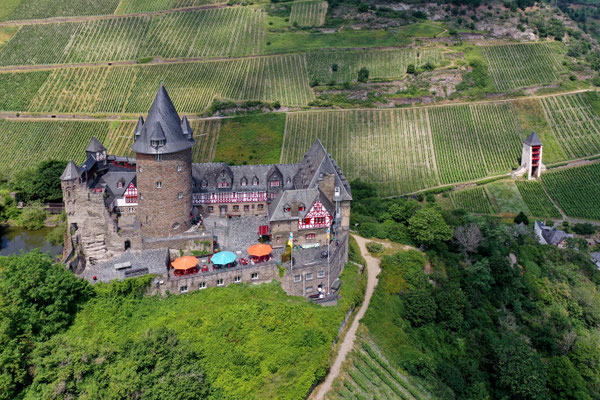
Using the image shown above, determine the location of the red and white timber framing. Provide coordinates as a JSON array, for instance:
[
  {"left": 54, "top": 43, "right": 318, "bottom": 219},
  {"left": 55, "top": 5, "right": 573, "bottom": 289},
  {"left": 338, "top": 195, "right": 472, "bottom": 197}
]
[
  {"left": 298, "top": 201, "right": 332, "bottom": 230},
  {"left": 193, "top": 191, "right": 268, "bottom": 205}
]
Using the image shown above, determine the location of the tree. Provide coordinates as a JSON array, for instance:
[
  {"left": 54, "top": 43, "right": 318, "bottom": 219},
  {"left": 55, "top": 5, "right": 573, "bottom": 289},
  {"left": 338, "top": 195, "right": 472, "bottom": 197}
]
[
  {"left": 357, "top": 67, "right": 369, "bottom": 82},
  {"left": 17, "top": 204, "right": 46, "bottom": 230},
  {"left": 514, "top": 211, "right": 529, "bottom": 225},
  {"left": 406, "top": 64, "right": 416, "bottom": 74},
  {"left": 403, "top": 289, "right": 437, "bottom": 326},
  {"left": 493, "top": 334, "right": 548, "bottom": 400},
  {"left": 453, "top": 223, "right": 483, "bottom": 255},
  {"left": 388, "top": 199, "right": 420, "bottom": 223},
  {"left": 407, "top": 208, "right": 452, "bottom": 246},
  {"left": 12, "top": 160, "right": 67, "bottom": 204},
  {"left": 546, "top": 356, "right": 591, "bottom": 400}
]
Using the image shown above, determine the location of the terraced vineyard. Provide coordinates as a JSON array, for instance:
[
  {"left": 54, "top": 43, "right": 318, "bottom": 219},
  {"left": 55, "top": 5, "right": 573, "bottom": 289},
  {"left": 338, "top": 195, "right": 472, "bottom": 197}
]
[
  {"left": 0, "top": 119, "right": 110, "bottom": 171},
  {"left": 0, "top": 71, "right": 51, "bottom": 111},
  {"left": 450, "top": 186, "right": 495, "bottom": 214},
  {"left": 26, "top": 55, "right": 313, "bottom": 114},
  {"left": 289, "top": 1, "right": 327, "bottom": 27},
  {"left": 515, "top": 180, "right": 561, "bottom": 219},
  {"left": 329, "top": 341, "right": 427, "bottom": 400},
  {"left": 0, "top": 7, "right": 266, "bottom": 65},
  {"left": 481, "top": 42, "right": 565, "bottom": 91},
  {"left": 282, "top": 108, "right": 439, "bottom": 196},
  {"left": 307, "top": 48, "right": 442, "bottom": 84},
  {"left": 542, "top": 163, "right": 600, "bottom": 220},
  {"left": 0, "top": 0, "right": 120, "bottom": 21},
  {"left": 104, "top": 119, "right": 220, "bottom": 162},
  {"left": 116, "top": 0, "right": 177, "bottom": 13},
  {"left": 429, "top": 102, "right": 522, "bottom": 184},
  {"left": 540, "top": 92, "right": 600, "bottom": 159}
]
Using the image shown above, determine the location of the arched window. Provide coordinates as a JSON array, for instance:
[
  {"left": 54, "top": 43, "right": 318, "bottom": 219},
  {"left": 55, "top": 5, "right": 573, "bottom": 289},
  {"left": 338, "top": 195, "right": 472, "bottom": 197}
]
[
  {"left": 298, "top": 203, "right": 305, "bottom": 212},
  {"left": 241, "top": 177, "right": 248, "bottom": 186},
  {"left": 252, "top": 176, "right": 259, "bottom": 186},
  {"left": 286, "top": 177, "right": 291, "bottom": 184}
]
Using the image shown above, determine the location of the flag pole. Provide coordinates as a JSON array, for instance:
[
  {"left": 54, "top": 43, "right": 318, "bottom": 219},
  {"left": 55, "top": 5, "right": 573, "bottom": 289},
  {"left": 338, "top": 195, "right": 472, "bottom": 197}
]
[{"left": 327, "top": 226, "right": 330, "bottom": 295}]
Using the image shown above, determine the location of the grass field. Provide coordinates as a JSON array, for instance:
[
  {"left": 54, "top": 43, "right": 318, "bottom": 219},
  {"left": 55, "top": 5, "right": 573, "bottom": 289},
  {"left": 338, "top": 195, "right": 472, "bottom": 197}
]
[
  {"left": 306, "top": 48, "right": 441, "bottom": 84},
  {"left": 0, "top": 7, "right": 266, "bottom": 66},
  {"left": 542, "top": 163, "right": 600, "bottom": 220},
  {"left": 0, "top": 119, "right": 110, "bottom": 171},
  {"left": 289, "top": 1, "right": 327, "bottom": 27},
  {"left": 214, "top": 113, "right": 284, "bottom": 165},
  {"left": 282, "top": 108, "right": 439, "bottom": 196},
  {"left": 515, "top": 180, "right": 561, "bottom": 219},
  {"left": 450, "top": 186, "right": 495, "bottom": 214},
  {"left": 486, "top": 179, "right": 530, "bottom": 216},
  {"left": 481, "top": 42, "right": 565, "bottom": 91},
  {"left": 265, "top": 22, "right": 445, "bottom": 54},
  {"left": 0, "top": 0, "right": 120, "bottom": 21},
  {"left": 540, "top": 92, "right": 600, "bottom": 160},
  {"left": 25, "top": 55, "right": 313, "bottom": 114},
  {"left": 429, "top": 102, "right": 522, "bottom": 184}
]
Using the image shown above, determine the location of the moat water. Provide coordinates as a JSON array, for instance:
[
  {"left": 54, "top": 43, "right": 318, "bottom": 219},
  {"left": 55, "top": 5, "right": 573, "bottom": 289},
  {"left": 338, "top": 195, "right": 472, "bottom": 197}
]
[{"left": 0, "top": 226, "right": 62, "bottom": 257}]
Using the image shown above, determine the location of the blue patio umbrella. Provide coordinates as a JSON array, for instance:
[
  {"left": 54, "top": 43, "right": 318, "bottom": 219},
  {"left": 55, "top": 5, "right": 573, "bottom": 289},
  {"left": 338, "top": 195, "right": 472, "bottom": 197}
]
[{"left": 211, "top": 251, "right": 237, "bottom": 265}]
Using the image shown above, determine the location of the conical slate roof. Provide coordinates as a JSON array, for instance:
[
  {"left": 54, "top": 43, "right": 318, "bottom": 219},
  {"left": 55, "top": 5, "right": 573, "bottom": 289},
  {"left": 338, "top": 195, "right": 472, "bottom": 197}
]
[
  {"left": 60, "top": 160, "right": 81, "bottom": 181},
  {"left": 86, "top": 137, "right": 106, "bottom": 153},
  {"left": 134, "top": 116, "right": 144, "bottom": 139},
  {"left": 181, "top": 115, "right": 193, "bottom": 138},
  {"left": 524, "top": 131, "right": 542, "bottom": 146},
  {"left": 131, "top": 85, "right": 195, "bottom": 155}
]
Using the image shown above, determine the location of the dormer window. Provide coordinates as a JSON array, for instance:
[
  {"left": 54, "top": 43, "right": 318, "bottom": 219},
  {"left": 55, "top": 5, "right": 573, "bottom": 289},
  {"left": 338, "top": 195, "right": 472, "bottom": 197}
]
[
  {"left": 284, "top": 204, "right": 291, "bottom": 213},
  {"left": 252, "top": 177, "right": 259, "bottom": 186},
  {"left": 298, "top": 204, "right": 305, "bottom": 212},
  {"left": 241, "top": 177, "right": 248, "bottom": 186},
  {"left": 117, "top": 181, "right": 124, "bottom": 189},
  {"left": 286, "top": 177, "right": 291, "bottom": 184},
  {"left": 221, "top": 171, "right": 226, "bottom": 178},
  {"left": 269, "top": 180, "right": 281, "bottom": 187},
  {"left": 201, "top": 179, "right": 208, "bottom": 188},
  {"left": 151, "top": 139, "right": 165, "bottom": 148}
]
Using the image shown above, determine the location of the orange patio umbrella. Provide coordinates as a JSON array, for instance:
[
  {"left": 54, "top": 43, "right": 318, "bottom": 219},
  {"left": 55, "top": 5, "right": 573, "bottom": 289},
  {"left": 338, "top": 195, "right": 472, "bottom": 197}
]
[
  {"left": 171, "top": 256, "right": 199, "bottom": 270},
  {"left": 247, "top": 244, "right": 273, "bottom": 257}
]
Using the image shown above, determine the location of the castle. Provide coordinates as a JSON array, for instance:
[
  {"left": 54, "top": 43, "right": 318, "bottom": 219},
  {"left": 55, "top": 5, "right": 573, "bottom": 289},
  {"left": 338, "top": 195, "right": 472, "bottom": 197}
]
[{"left": 61, "top": 85, "right": 352, "bottom": 298}]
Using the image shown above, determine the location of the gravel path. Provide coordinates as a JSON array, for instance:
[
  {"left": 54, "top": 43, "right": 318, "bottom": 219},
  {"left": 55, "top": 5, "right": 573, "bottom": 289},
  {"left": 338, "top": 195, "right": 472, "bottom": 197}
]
[{"left": 312, "top": 234, "right": 381, "bottom": 400}]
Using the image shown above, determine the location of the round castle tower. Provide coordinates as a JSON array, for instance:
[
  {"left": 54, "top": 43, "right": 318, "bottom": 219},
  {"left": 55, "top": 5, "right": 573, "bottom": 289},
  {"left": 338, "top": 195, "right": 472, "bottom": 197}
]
[{"left": 131, "top": 85, "right": 195, "bottom": 238}]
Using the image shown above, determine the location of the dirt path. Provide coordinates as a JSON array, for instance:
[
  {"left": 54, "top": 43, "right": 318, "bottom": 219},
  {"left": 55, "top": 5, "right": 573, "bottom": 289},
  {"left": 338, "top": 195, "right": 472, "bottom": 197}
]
[
  {"left": 0, "top": 4, "right": 229, "bottom": 27},
  {"left": 312, "top": 234, "right": 381, "bottom": 400}
]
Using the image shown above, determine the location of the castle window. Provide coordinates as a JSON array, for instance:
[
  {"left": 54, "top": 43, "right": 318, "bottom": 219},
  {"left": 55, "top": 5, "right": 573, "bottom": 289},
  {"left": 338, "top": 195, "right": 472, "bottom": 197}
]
[
  {"left": 199, "top": 282, "right": 206, "bottom": 289},
  {"left": 257, "top": 204, "right": 263, "bottom": 211},
  {"left": 172, "top": 222, "right": 180, "bottom": 230},
  {"left": 306, "top": 273, "right": 313, "bottom": 281},
  {"left": 318, "top": 270, "right": 325, "bottom": 278},
  {"left": 244, "top": 205, "right": 249, "bottom": 211},
  {"left": 241, "top": 177, "right": 248, "bottom": 186},
  {"left": 233, "top": 205, "right": 239, "bottom": 211},
  {"left": 178, "top": 192, "right": 183, "bottom": 199},
  {"left": 151, "top": 139, "right": 165, "bottom": 148},
  {"left": 252, "top": 177, "right": 259, "bottom": 186},
  {"left": 208, "top": 206, "right": 214, "bottom": 212},
  {"left": 270, "top": 180, "right": 281, "bottom": 187},
  {"left": 306, "top": 233, "right": 316, "bottom": 240},
  {"left": 294, "top": 275, "right": 302, "bottom": 283},
  {"left": 139, "top": 167, "right": 143, "bottom": 173},
  {"left": 251, "top": 272, "right": 258, "bottom": 280},
  {"left": 298, "top": 204, "right": 305, "bottom": 212},
  {"left": 316, "top": 217, "right": 325, "bottom": 224},
  {"left": 304, "top": 218, "right": 311, "bottom": 224},
  {"left": 117, "top": 181, "right": 123, "bottom": 189},
  {"left": 156, "top": 182, "right": 162, "bottom": 189},
  {"left": 155, "top": 154, "right": 162, "bottom": 161},
  {"left": 177, "top": 165, "right": 182, "bottom": 172},
  {"left": 217, "top": 279, "right": 224, "bottom": 286},
  {"left": 286, "top": 177, "right": 291, "bottom": 184},
  {"left": 201, "top": 180, "right": 208, "bottom": 188},
  {"left": 234, "top": 276, "right": 241, "bottom": 283},
  {"left": 218, "top": 182, "right": 230, "bottom": 188},
  {"left": 129, "top": 207, "right": 135, "bottom": 213},
  {"left": 179, "top": 285, "right": 188, "bottom": 293},
  {"left": 269, "top": 192, "right": 277, "bottom": 199},
  {"left": 306, "top": 286, "right": 313, "bottom": 293}
]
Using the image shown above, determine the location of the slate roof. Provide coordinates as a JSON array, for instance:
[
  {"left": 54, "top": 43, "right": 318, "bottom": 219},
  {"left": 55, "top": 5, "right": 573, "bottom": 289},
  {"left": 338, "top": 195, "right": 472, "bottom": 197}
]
[
  {"left": 86, "top": 137, "right": 106, "bottom": 153},
  {"left": 131, "top": 85, "right": 195, "bottom": 155},
  {"left": 268, "top": 188, "right": 335, "bottom": 222},
  {"left": 191, "top": 163, "right": 298, "bottom": 193},
  {"left": 60, "top": 160, "right": 81, "bottom": 181},
  {"left": 524, "top": 131, "right": 542, "bottom": 146},
  {"left": 535, "top": 220, "right": 573, "bottom": 245}
]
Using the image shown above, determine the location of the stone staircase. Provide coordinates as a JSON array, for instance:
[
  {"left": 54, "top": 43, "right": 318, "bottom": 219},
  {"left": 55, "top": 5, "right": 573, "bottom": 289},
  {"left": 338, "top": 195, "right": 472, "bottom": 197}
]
[{"left": 81, "top": 232, "right": 113, "bottom": 262}]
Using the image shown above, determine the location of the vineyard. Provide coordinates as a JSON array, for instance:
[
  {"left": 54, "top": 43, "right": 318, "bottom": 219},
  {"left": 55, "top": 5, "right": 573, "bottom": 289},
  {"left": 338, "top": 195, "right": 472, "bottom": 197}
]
[
  {"left": 0, "top": 71, "right": 50, "bottom": 111},
  {"left": 306, "top": 48, "right": 442, "bottom": 84},
  {"left": 289, "top": 1, "right": 327, "bottom": 27},
  {"left": 429, "top": 102, "right": 522, "bottom": 184},
  {"left": 542, "top": 163, "right": 600, "bottom": 220},
  {"left": 540, "top": 92, "right": 600, "bottom": 160},
  {"left": 0, "top": 0, "right": 120, "bottom": 21},
  {"left": 0, "top": 119, "right": 110, "bottom": 171},
  {"left": 450, "top": 186, "right": 495, "bottom": 214},
  {"left": 104, "top": 119, "right": 220, "bottom": 162},
  {"left": 24, "top": 55, "right": 313, "bottom": 114},
  {"left": 481, "top": 42, "right": 565, "bottom": 91},
  {"left": 515, "top": 180, "right": 561, "bottom": 219},
  {"left": 282, "top": 108, "right": 439, "bottom": 196},
  {"left": 329, "top": 341, "right": 427, "bottom": 400},
  {"left": 0, "top": 7, "right": 266, "bottom": 65}
]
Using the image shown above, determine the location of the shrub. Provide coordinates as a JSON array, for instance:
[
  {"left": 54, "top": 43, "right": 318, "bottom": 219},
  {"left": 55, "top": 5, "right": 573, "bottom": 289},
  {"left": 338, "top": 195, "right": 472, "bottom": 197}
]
[
  {"left": 406, "top": 64, "right": 416, "bottom": 74},
  {"left": 17, "top": 204, "right": 46, "bottom": 230},
  {"left": 514, "top": 211, "right": 529, "bottom": 225},
  {"left": 331, "top": 63, "right": 338, "bottom": 72},
  {"left": 572, "top": 223, "right": 596, "bottom": 236},
  {"left": 367, "top": 241, "right": 385, "bottom": 254},
  {"left": 357, "top": 67, "right": 369, "bottom": 82}
]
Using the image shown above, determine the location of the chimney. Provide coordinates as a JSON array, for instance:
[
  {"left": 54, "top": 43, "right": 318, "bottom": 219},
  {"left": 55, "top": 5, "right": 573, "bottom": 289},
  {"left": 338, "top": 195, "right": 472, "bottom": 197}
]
[
  {"left": 291, "top": 202, "right": 299, "bottom": 217},
  {"left": 318, "top": 174, "right": 336, "bottom": 203}
]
